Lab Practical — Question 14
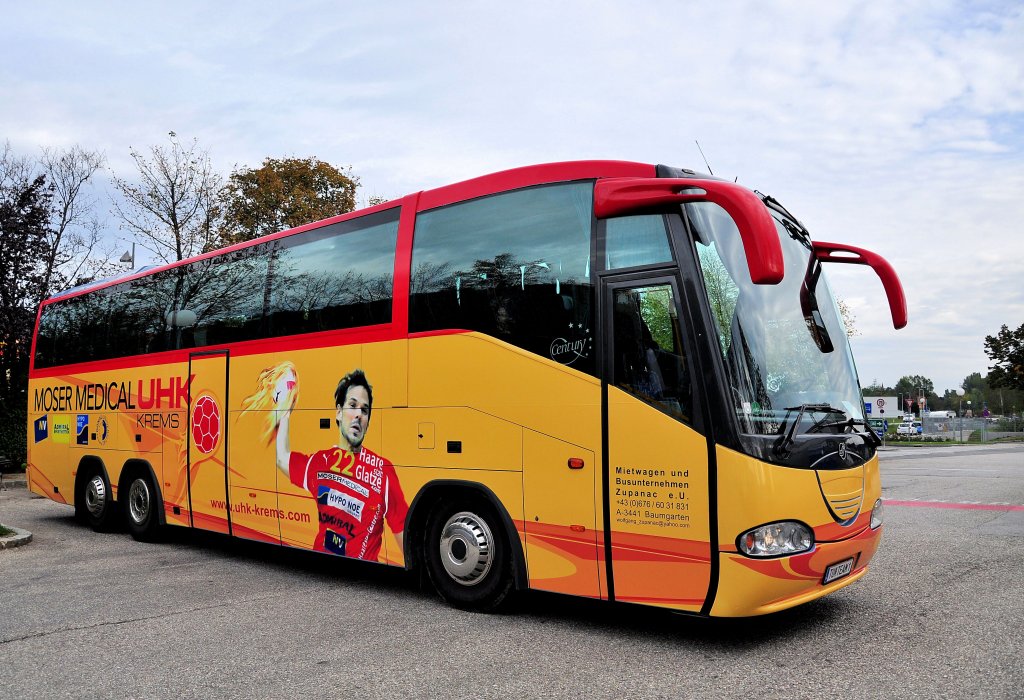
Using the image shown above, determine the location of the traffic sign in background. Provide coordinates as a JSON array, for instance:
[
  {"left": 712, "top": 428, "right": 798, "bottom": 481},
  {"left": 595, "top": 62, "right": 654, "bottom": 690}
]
[{"left": 863, "top": 395, "right": 897, "bottom": 417}]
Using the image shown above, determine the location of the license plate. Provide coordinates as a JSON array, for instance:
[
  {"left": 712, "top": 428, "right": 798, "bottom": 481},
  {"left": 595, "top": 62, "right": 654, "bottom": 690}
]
[{"left": 823, "top": 557, "right": 855, "bottom": 584}]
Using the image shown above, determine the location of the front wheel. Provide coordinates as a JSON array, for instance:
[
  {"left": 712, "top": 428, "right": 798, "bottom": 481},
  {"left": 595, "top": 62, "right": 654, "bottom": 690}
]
[
  {"left": 124, "top": 473, "right": 162, "bottom": 542},
  {"left": 424, "top": 499, "right": 514, "bottom": 612}
]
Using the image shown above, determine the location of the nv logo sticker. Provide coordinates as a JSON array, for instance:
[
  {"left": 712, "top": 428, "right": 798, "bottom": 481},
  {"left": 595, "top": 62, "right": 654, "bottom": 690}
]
[{"left": 34, "top": 415, "right": 48, "bottom": 443}]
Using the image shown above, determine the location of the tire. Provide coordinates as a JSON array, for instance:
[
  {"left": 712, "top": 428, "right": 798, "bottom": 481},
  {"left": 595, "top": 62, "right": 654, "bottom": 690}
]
[
  {"left": 79, "top": 468, "right": 117, "bottom": 532},
  {"left": 124, "top": 472, "right": 162, "bottom": 542},
  {"left": 424, "top": 497, "right": 514, "bottom": 612}
]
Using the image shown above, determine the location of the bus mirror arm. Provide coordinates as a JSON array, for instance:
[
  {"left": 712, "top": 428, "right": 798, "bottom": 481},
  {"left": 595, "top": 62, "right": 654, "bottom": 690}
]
[
  {"left": 593, "top": 178, "right": 784, "bottom": 285},
  {"left": 813, "top": 241, "right": 908, "bottom": 330}
]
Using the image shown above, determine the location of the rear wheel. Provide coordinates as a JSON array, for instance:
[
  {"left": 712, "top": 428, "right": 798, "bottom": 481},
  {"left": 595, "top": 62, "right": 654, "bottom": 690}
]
[
  {"left": 424, "top": 498, "right": 514, "bottom": 612},
  {"left": 124, "top": 473, "right": 162, "bottom": 542},
  {"left": 79, "top": 469, "right": 117, "bottom": 532}
]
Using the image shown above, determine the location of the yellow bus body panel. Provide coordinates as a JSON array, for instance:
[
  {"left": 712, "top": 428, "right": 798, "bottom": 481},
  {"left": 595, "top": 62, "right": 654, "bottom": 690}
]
[
  {"left": 711, "top": 446, "right": 883, "bottom": 616},
  {"left": 409, "top": 332, "right": 604, "bottom": 599}
]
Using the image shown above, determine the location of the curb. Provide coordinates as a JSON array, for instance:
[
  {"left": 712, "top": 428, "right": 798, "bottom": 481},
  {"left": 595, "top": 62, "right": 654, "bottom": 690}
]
[
  {"left": 0, "top": 474, "right": 27, "bottom": 490},
  {"left": 0, "top": 525, "right": 33, "bottom": 550}
]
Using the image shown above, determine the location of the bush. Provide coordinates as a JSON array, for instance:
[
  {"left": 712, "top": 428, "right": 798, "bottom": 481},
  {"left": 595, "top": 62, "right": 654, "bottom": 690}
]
[
  {"left": 0, "top": 405, "right": 27, "bottom": 473},
  {"left": 887, "top": 433, "right": 953, "bottom": 443}
]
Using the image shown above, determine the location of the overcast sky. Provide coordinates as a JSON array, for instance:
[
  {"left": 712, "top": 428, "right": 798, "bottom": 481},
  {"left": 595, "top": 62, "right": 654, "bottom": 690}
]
[{"left": 2, "top": 1, "right": 1022, "bottom": 397}]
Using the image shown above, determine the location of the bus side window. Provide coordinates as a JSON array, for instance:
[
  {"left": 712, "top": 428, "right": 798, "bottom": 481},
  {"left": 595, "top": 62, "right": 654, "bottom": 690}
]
[
  {"left": 264, "top": 212, "right": 399, "bottom": 336},
  {"left": 605, "top": 214, "right": 672, "bottom": 270},
  {"left": 409, "top": 182, "right": 596, "bottom": 375},
  {"left": 612, "top": 284, "right": 691, "bottom": 423}
]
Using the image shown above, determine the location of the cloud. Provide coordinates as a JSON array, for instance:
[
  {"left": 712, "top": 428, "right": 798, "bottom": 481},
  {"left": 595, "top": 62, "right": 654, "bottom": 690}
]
[{"left": 2, "top": 0, "right": 1021, "bottom": 391}]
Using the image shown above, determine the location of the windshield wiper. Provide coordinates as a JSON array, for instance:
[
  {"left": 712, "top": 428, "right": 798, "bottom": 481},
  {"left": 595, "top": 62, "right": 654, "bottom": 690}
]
[
  {"left": 757, "top": 192, "right": 810, "bottom": 236},
  {"left": 773, "top": 403, "right": 847, "bottom": 456},
  {"left": 848, "top": 417, "right": 883, "bottom": 447},
  {"left": 775, "top": 405, "right": 882, "bottom": 455},
  {"left": 809, "top": 416, "right": 883, "bottom": 448}
]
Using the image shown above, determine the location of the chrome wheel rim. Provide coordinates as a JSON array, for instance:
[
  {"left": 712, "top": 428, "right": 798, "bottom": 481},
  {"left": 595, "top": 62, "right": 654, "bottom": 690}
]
[
  {"left": 438, "top": 511, "right": 494, "bottom": 586},
  {"left": 85, "top": 474, "right": 107, "bottom": 517},
  {"left": 128, "top": 478, "right": 151, "bottom": 525}
]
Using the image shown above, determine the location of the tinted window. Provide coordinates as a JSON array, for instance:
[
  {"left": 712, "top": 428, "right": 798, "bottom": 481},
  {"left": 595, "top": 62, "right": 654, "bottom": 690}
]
[
  {"left": 34, "top": 208, "right": 400, "bottom": 368},
  {"left": 409, "top": 182, "right": 595, "bottom": 374},
  {"left": 605, "top": 214, "right": 672, "bottom": 270},
  {"left": 177, "top": 246, "right": 270, "bottom": 348},
  {"left": 264, "top": 214, "right": 398, "bottom": 336}
]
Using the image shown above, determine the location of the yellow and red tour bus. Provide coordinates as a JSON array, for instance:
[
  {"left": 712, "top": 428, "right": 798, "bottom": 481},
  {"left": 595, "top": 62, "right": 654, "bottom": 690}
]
[{"left": 27, "top": 161, "right": 907, "bottom": 616}]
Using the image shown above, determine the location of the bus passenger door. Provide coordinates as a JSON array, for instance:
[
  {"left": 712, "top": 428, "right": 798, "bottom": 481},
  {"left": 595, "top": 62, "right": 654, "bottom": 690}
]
[
  {"left": 187, "top": 350, "right": 231, "bottom": 535},
  {"left": 602, "top": 276, "right": 712, "bottom": 612}
]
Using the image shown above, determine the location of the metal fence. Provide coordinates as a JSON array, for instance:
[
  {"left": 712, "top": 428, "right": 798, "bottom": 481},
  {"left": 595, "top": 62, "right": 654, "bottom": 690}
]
[{"left": 915, "top": 416, "right": 1023, "bottom": 442}]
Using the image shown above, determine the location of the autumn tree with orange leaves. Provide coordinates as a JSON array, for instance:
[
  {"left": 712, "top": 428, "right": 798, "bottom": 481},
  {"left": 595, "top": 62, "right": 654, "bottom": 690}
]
[{"left": 218, "top": 157, "right": 359, "bottom": 245}]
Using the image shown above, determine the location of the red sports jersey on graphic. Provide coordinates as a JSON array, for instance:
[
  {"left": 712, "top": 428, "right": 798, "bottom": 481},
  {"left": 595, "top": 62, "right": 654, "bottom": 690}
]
[{"left": 289, "top": 446, "right": 407, "bottom": 560}]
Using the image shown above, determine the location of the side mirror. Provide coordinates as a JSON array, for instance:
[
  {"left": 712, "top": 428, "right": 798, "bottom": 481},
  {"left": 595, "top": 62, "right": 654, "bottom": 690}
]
[
  {"left": 593, "top": 177, "right": 784, "bottom": 285},
  {"left": 813, "top": 242, "right": 908, "bottom": 329}
]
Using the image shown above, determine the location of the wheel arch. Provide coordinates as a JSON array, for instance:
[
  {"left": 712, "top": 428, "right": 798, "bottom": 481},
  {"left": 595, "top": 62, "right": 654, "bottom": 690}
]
[{"left": 404, "top": 479, "right": 528, "bottom": 590}]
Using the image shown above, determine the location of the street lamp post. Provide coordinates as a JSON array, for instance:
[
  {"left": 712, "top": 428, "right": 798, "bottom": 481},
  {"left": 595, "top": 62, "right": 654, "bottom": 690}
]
[
  {"left": 918, "top": 385, "right": 926, "bottom": 435},
  {"left": 956, "top": 388, "right": 965, "bottom": 444},
  {"left": 119, "top": 243, "right": 135, "bottom": 268}
]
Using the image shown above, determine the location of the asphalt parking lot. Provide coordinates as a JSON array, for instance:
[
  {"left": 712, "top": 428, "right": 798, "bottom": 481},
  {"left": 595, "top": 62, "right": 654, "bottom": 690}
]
[{"left": 1, "top": 443, "right": 1021, "bottom": 699}]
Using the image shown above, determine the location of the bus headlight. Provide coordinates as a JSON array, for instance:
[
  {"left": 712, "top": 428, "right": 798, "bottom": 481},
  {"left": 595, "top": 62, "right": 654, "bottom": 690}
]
[
  {"left": 737, "top": 521, "right": 813, "bottom": 557},
  {"left": 870, "top": 498, "right": 883, "bottom": 529}
]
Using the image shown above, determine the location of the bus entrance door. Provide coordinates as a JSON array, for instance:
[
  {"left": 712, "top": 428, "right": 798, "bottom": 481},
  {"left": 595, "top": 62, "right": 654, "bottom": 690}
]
[
  {"left": 603, "top": 277, "right": 712, "bottom": 612},
  {"left": 187, "top": 350, "right": 231, "bottom": 535}
]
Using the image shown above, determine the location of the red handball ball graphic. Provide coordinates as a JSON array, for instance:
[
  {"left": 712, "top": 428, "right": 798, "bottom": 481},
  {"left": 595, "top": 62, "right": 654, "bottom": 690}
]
[{"left": 191, "top": 394, "right": 221, "bottom": 454}]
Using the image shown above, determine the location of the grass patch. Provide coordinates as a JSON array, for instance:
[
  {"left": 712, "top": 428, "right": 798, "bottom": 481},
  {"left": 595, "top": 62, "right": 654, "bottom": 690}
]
[{"left": 0, "top": 524, "right": 15, "bottom": 537}]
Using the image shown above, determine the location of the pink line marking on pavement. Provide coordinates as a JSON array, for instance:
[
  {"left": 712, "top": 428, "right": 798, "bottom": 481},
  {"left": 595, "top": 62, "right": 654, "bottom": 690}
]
[{"left": 887, "top": 500, "right": 1024, "bottom": 512}]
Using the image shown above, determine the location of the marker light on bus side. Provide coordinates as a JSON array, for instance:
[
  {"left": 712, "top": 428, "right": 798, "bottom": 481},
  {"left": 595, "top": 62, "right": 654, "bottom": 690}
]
[{"left": 737, "top": 521, "right": 814, "bottom": 557}]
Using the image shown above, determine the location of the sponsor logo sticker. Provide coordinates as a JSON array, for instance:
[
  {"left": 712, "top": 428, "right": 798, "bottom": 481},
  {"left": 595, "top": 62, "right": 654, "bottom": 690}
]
[
  {"left": 34, "top": 415, "right": 49, "bottom": 443},
  {"left": 323, "top": 529, "right": 347, "bottom": 556},
  {"left": 317, "top": 472, "right": 370, "bottom": 498},
  {"left": 96, "top": 416, "right": 109, "bottom": 445},
  {"left": 317, "top": 486, "right": 365, "bottom": 522},
  {"left": 76, "top": 414, "right": 89, "bottom": 445},
  {"left": 52, "top": 416, "right": 71, "bottom": 444}
]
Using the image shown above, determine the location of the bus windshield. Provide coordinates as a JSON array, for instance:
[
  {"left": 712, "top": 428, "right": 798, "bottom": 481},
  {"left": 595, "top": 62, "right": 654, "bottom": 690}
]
[{"left": 688, "top": 200, "right": 866, "bottom": 447}]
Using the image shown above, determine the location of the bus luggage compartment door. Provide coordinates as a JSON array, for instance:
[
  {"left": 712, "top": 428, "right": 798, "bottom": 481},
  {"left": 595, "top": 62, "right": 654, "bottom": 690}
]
[{"left": 187, "top": 350, "right": 231, "bottom": 535}]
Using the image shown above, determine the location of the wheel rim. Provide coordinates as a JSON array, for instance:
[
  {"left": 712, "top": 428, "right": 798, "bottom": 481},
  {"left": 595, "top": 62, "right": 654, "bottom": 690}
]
[
  {"left": 85, "top": 474, "right": 107, "bottom": 517},
  {"left": 438, "top": 511, "right": 494, "bottom": 586},
  {"left": 128, "top": 478, "right": 151, "bottom": 525}
]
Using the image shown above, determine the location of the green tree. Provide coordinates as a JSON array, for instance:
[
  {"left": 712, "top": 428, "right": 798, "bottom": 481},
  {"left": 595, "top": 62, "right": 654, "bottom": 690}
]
[
  {"left": 958, "top": 372, "right": 989, "bottom": 416},
  {"left": 984, "top": 323, "right": 1024, "bottom": 391},
  {"left": 895, "top": 375, "right": 935, "bottom": 414},
  {"left": 0, "top": 167, "right": 52, "bottom": 466},
  {"left": 962, "top": 372, "right": 989, "bottom": 394},
  {"left": 862, "top": 380, "right": 893, "bottom": 395},
  {"left": 219, "top": 157, "right": 358, "bottom": 245}
]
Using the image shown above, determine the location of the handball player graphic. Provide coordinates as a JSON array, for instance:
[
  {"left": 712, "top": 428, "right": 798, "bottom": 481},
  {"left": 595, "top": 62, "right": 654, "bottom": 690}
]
[{"left": 269, "top": 366, "right": 408, "bottom": 561}]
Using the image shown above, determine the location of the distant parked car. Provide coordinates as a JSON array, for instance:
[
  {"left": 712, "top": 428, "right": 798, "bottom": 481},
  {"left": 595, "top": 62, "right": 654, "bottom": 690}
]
[{"left": 897, "top": 421, "right": 923, "bottom": 436}]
